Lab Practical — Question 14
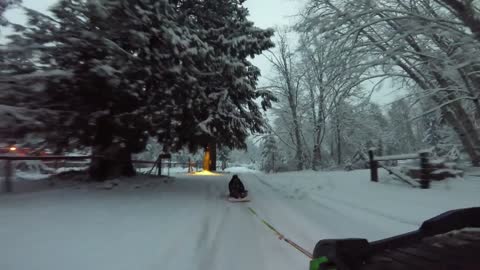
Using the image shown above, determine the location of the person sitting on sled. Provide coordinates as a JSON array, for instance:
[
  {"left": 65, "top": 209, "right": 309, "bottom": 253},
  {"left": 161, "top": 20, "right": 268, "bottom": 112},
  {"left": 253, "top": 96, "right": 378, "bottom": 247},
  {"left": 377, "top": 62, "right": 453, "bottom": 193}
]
[{"left": 229, "top": 174, "right": 247, "bottom": 199}]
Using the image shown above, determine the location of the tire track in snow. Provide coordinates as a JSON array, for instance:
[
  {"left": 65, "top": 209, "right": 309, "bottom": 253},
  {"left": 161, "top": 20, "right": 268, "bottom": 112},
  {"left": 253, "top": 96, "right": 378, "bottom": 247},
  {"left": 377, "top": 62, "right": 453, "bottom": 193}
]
[
  {"left": 248, "top": 173, "right": 416, "bottom": 239},
  {"left": 196, "top": 181, "right": 231, "bottom": 270},
  {"left": 199, "top": 176, "right": 271, "bottom": 270},
  {"left": 160, "top": 180, "right": 223, "bottom": 270},
  {"left": 197, "top": 207, "right": 231, "bottom": 270},
  {"left": 244, "top": 173, "right": 351, "bottom": 241},
  {"left": 309, "top": 193, "right": 419, "bottom": 226}
]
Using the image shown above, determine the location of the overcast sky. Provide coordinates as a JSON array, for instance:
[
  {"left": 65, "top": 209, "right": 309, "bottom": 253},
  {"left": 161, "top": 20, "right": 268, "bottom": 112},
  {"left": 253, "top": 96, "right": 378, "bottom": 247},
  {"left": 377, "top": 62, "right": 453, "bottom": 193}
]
[{"left": 3, "top": 0, "right": 398, "bottom": 104}]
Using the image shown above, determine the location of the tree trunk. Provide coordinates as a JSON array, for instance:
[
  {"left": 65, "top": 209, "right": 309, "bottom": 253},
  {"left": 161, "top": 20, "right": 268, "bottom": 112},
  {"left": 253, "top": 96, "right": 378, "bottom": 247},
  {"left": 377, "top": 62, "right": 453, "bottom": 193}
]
[
  {"left": 88, "top": 116, "right": 136, "bottom": 181},
  {"left": 279, "top": 32, "right": 303, "bottom": 171},
  {"left": 307, "top": 81, "right": 320, "bottom": 171},
  {"left": 286, "top": 78, "right": 304, "bottom": 170},
  {"left": 451, "top": 102, "right": 480, "bottom": 145},
  {"left": 336, "top": 121, "right": 342, "bottom": 165},
  {"left": 221, "top": 160, "right": 226, "bottom": 171},
  {"left": 431, "top": 71, "right": 480, "bottom": 164},
  {"left": 286, "top": 78, "right": 303, "bottom": 169},
  {"left": 312, "top": 124, "right": 322, "bottom": 170},
  {"left": 209, "top": 141, "right": 217, "bottom": 171},
  {"left": 89, "top": 144, "right": 136, "bottom": 181},
  {"left": 439, "top": 0, "right": 480, "bottom": 42},
  {"left": 441, "top": 105, "right": 480, "bottom": 166},
  {"left": 312, "top": 143, "right": 321, "bottom": 171},
  {"left": 292, "top": 117, "right": 304, "bottom": 170},
  {"left": 330, "top": 135, "right": 335, "bottom": 162},
  {"left": 271, "top": 151, "right": 275, "bottom": 173},
  {"left": 464, "top": 75, "right": 480, "bottom": 119}
]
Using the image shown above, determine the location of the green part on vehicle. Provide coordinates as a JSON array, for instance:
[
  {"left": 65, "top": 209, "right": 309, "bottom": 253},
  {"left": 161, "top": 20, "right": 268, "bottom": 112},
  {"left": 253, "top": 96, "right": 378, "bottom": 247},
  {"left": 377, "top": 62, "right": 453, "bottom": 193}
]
[{"left": 310, "top": 256, "right": 335, "bottom": 270}]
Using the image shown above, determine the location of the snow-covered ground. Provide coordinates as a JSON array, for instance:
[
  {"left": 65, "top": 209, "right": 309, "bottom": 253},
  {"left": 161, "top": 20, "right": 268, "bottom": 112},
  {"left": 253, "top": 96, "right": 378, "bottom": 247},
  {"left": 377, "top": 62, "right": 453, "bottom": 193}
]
[
  {"left": 9, "top": 164, "right": 184, "bottom": 182},
  {"left": 137, "top": 166, "right": 191, "bottom": 175},
  {"left": 1, "top": 168, "right": 478, "bottom": 270}
]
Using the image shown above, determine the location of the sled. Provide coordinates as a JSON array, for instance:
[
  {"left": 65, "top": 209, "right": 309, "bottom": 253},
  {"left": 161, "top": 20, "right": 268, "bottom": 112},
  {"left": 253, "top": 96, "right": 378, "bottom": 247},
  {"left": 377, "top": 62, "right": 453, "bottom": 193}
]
[
  {"left": 227, "top": 190, "right": 250, "bottom": 202},
  {"left": 310, "top": 207, "right": 480, "bottom": 270},
  {"left": 227, "top": 196, "right": 251, "bottom": 203}
]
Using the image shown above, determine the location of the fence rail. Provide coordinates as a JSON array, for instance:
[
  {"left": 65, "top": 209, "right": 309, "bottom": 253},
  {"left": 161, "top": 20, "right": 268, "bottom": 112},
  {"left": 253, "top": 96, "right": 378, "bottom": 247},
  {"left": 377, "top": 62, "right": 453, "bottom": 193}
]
[
  {"left": 0, "top": 155, "right": 92, "bottom": 161},
  {"left": 0, "top": 155, "right": 200, "bottom": 193},
  {"left": 373, "top": 153, "right": 419, "bottom": 162},
  {"left": 368, "top": 150, "right": 431, "bottom": 189}
]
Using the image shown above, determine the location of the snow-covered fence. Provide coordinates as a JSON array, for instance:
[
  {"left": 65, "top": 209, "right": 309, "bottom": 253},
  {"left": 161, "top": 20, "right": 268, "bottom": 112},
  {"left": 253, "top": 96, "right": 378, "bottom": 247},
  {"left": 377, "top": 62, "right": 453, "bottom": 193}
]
[
  {"left": 0, "top": 155, "right": 92, "bottom": 193},
  {"left": 43, "top": 160, "right": 89, "bottom": 169},
  {"left": 137, "top": 154, "right": 198, "bottom": 176},
  {"left": 368, "top": 150, "right": 431, "bottom": 189},
  {"left": 0, "top": 155, "right": 195, "bottom": 193}
]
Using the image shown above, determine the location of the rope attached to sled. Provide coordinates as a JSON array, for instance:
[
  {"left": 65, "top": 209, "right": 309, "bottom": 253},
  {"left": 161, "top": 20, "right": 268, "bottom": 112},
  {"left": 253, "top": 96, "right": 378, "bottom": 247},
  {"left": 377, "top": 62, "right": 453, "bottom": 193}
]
[{"left": 247, "top": 207, "right": 313, "bottom": 259}]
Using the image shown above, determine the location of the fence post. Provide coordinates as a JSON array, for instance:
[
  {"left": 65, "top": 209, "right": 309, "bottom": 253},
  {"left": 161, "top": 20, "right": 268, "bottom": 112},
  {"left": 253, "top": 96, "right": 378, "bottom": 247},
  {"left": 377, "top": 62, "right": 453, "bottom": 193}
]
[
  {"left": 168, "top": 158, "right": 171, "bottom": 177},
  {"left": 157, "top": 158, "right": 162, "bottom": 176},
  {"left": 368, "top": 150, "right": 378, "bottom": 182},
  {"left": 5, "top": 160, "right": 13, "bottom": 193},
  {"left": 419, "top": 152, "right": 430, "bottom": 189}
]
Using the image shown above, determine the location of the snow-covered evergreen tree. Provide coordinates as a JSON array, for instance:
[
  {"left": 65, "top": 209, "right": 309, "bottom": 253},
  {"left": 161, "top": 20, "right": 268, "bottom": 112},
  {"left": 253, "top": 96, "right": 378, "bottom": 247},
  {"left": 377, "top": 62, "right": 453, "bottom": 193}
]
[
  {"left": 423, "top": 116, "right": 442, "bottom": 148},
  {"left": 423, "top": 114, "right": 459, "bottom": 157},
  {"left": 261, "top": 134, "right": 279, "bottom": 173},
  {"left": 218, "top": 147, "right": 230, "bottom": 170},
  {"left": 1, "top": 0, "right": 275, "bottom": 178},
  {"left": 229, "top": 138, "right": 261, "bottom": 165},
  {"left": 162, "top": 0, "right": 276, "bottom": 151},
  {"left": 387, "top": 100, "right": 418, "bottom": 154},
  {"left": 0, "top": 0, "right": 21, "bottom": 24}
]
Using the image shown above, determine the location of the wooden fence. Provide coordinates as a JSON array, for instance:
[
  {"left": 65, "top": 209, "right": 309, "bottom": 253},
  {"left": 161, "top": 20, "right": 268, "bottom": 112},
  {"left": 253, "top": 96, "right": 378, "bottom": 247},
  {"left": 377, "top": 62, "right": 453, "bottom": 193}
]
[
  {"left": 0, "top": 155, "right": 199, "bottom": 193},
  {"left": 368, "top": 150, "right": 431, "bottom": 189}
]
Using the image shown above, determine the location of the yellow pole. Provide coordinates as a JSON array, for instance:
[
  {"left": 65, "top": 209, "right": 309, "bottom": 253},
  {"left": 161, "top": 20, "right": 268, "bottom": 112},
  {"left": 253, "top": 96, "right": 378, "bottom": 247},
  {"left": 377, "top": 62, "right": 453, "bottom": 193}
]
[{"left": 203, "top": 146, "right": 211, "bottom": 171}]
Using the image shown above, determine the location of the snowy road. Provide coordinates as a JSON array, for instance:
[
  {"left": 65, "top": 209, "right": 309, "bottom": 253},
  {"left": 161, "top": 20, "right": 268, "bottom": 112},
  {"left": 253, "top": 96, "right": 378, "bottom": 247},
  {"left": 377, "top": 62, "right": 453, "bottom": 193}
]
[
  {"left": 1, "top": 170, "right": 477, "bottom": 270},
  {"left": 1, "top": 173, "right": 308, "bottom": 270}
]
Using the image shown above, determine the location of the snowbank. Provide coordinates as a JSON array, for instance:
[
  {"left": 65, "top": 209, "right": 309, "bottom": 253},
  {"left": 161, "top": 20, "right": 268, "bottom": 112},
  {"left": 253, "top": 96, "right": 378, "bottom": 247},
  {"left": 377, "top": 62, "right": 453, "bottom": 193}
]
[
  {"left": 257, "top": 169, "right": 480, "bottom": 226},
  {"left": 224, "top": 166, "right": 257, "bottom": 173}
]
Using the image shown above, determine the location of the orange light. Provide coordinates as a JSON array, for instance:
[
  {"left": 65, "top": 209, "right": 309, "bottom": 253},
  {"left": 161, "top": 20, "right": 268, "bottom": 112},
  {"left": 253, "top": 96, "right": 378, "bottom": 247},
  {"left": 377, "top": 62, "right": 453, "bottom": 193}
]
[
  {"left": 9, "top": 146, "right": 16, "bottom": 152},
  {"left": 190, "top": 170, "right": 222, "bottom": 176}
]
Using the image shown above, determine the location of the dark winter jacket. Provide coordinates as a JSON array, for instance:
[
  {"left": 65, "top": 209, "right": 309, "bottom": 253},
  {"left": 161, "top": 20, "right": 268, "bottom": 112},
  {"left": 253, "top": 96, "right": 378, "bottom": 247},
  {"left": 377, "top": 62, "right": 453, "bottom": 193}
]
[{"left": 229, "top": 175, "right": 246, "bottom": 194}]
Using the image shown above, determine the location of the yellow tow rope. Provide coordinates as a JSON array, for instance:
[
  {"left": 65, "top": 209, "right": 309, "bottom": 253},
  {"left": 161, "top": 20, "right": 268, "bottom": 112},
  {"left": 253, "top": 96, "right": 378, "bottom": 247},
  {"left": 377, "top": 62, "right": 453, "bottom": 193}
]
[{"left": 247, "top": 207, "right": 313, "bottom": 259}]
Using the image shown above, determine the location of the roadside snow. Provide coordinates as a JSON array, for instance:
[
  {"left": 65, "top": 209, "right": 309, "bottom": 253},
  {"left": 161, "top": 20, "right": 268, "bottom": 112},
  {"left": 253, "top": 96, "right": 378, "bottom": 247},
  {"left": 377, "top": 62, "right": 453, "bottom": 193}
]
[
  {"left": 15, "top": 171, "right": 51, "bottom": 181},
  {"left": 224, "top": 166, "right": 257, "bottom": 173},
  {"left": 137, "top": 166, "right": 190, "bottom": 175},
  {"left": 56, "top": 167, "right": 88, "bottom": 173},
  {"left": 257, "top": 169, "right": 480, "bottom": 233}
]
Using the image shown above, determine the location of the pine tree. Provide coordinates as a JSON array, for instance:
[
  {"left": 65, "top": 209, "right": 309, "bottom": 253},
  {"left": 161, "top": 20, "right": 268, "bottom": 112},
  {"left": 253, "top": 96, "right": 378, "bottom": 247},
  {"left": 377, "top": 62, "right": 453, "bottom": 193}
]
[
  {"left": 1, "top": 0, "right": 275, "bottom": 179},
  {"left": 0, "top": 0, "right": 21, "bottom": 24},
  {"left": 218, "top": 147, "right": 230, "bottom": 170},
  {"left": 423, "top": 116, "right": 442, "bottom": 147},
  {"left": 423, "top": 114, "right": 459, "bottom": 157},
  {"left": 164, "top": 0, "right": 276, "bottom": 151},
  {"left": 261, "top": 134, "right": 278, "bottom": 173},
  {"left": 387, "top": 100, "right": 418, "bottom": 154}
]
